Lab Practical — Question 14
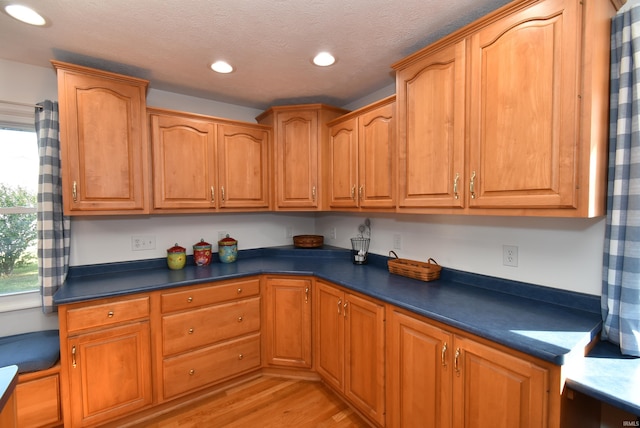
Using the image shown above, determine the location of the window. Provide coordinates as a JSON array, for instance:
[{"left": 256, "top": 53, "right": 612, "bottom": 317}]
[{"left": 0, "top": 127, "right": 38, "bottom": 299}]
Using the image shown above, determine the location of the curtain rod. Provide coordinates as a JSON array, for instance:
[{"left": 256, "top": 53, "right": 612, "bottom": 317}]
[{"left": 0, "top": 100, "right": 43, "bottom": 110}]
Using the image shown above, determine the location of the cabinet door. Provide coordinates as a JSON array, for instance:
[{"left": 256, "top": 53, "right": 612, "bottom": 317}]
[
  {"left": 264, "top": 277, "right": 312, "bottom": 368},
  {"left": 67, "top": 322, "right": 152, "bottom": 427},
  {"left": 55, "top": 64, "right": 149, "bottom": 214},
  {"left": 314, "top": 282, "right": 344, "bottom": 391},
  {"left": 275, "top": 110, "right": 319, "bottom": 208},
  {"left": 217, "top": 123, "right": 270, "bottom": 209},
  {"left": 359, "top": 101, "right": 395, "bottom": 208},
  {"left": 150, "top": 112, "right": 217, "bottom": 210},
  {"left": 387, "top": 309, "right": 452, "bottom": 428},
  {"left": 328, "top": 117, "right": 358, "bottom": 208},
  {"left": 396, "top": 40, "right": 466, "bottom": 209},
  {"left": 468, "top": 0, "right": 579, "bottom": 209},
  {"left": 344, "top": 292, "right": 385, "bottom": 426},
  {"left": 452, "top": 336, "right": 549, "bottom": 428}
]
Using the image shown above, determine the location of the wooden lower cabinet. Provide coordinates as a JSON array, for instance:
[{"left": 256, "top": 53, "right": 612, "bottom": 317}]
[
  {"left": 65, "top": 322, "right": 153, "bottom": 427},
  {"left": 16, "top": 365, "right": 62, "bottom": 428},
  {"left": 162, "top": 333, "right": 261, "bottom": 398},
  {"left": 388, "top": 307, "right": 555, "bottom": 428},
  {"left": 264, "top": 276, "right": 312, "bottom": 368},
  {"left": 158, "top": 278, "right": 262, "bottom": 401},
  {"left": 315, "top": 281, "right": 385, "bottom": 426}
]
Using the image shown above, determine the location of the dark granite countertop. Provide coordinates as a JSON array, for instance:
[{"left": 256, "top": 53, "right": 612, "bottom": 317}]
[
  {"left": 54, "top": 246, "right": 639, "bottom": 415},
  {"left": 55, "top": 246, "right": 601, "bottom": 365}
]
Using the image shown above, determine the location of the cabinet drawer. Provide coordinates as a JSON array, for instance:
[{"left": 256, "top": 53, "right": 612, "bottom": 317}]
[
  {"left": 16, "top": 373, "right": 61, "bottom": 428},
  {"left": 162, "top": 297, "right": 261, "bottom": 356},
  {"left": 161, "top": 277, "right": 260, "bottom": 313},
  {"left": 162, "top": 333, "right": 261, "bottom": 399},
  {"left": 66, "top": 296, "right": 150, "bottom": 333}
]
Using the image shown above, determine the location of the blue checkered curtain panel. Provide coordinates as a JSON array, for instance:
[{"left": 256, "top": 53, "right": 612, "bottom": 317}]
[
  {"left": 602, "top": 1, "right": 640, "bottom": 357},
  {"left": 35, "top": 101, "right": 70, "bottom": 313}
]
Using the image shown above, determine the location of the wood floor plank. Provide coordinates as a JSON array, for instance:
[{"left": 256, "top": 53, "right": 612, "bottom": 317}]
[{"left": 141, "top": 376, "right": 370, "bottom": 428}]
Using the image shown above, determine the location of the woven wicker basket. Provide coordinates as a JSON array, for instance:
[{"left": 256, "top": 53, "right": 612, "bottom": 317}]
[
  {"left": 387, "top": 251, "right": 441, "bottom": 282},
  {"left": 293, "top": 235, "right": 324, "bottom": 248}
]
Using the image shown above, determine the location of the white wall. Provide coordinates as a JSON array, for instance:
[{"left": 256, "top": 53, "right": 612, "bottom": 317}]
[
  {"left": 0, "top": 58, "right": 607, "bottom": 337},
  {"left": 317, "top": 213, "right": 605, "bottom": 295}
]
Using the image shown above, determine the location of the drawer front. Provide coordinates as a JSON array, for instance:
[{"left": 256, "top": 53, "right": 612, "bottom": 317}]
[
  {"left": 162, "top": 297, "right": 261, "bottom": 356},
  {"left": 66, "top": 296, "right": 150, "bottom": 333},
  {"left": 16, "top": 374, "right": 62, "bottom": 427},
  {"left": 161, "top": 277, "right": 260, "bottom": 313},
  {"left": 162, "top": 333, "right": 261, "bottom": 399}
]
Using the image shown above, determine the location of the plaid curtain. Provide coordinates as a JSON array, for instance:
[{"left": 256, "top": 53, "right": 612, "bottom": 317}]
[
  {"left": 602, "top": 3, "right": 640, "bottom": 357},
  {"left": 35, "top": 100, "right": 70, "bottom": 313}
]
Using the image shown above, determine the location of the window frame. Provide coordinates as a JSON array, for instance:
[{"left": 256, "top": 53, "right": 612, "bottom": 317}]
[{"left": 0, "top": 104, "right": 41, "bottom": 311}]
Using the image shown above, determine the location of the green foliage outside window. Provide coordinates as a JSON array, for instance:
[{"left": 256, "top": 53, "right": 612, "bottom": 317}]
[{"left": 0, "top": 184, "right": 37, "bottom": 286}]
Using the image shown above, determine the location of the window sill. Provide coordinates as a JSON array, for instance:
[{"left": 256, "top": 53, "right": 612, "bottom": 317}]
[{"left": 0, "top": 291, "right": 41, "bottom": 312}]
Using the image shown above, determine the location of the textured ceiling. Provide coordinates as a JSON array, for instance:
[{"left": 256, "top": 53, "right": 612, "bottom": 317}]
[{"left": 0, "top": 0, "right": 511, "bottom": 110}]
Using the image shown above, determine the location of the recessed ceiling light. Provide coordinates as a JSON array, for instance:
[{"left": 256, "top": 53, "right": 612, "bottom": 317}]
[
  {"left": 210, "top": 61, "right": 233, "bottom": 74},
  {"left": 313, "top": 52, "right": 336, "bottom": 67},
  {"left": 5, "top": 4, "right": 46, "bottom": 26}
]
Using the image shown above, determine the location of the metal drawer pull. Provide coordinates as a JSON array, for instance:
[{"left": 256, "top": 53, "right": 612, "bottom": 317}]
[
  {"left": 453, "top": 173, "right": 460, "bottom": 200},
  {"left": 189, "top": 369, "right": 195, "bottom": 376},
  {"left": 210, "top": 186, "right": 215, "bottom": 203},
  {"left": 359, "top": 186, "right": 363, "bottom": 201},
  {"left": 187, "top": 296, "right": 193, "bottom": 303},
  {"left": 237, "top": 316, "right": 243, "bottom": 322},
  {"left": 337, "top": 299, "right": 342, "bottom": 315},
  {"left": 305, "top": 287, "right": 309, "bottom": 304},
  {"left": 312, "top": 186, "right": 317, "bottom": 201},
  {"left": 441, "top": 342, "right": 448, "bottom": 367},
  {"left": 343, "top": 301, "right": 348, "bottom": 318},
  {"left": 107, "top": 311, "right": 114, "bottom": 318},
  {"left": 470, "top": 171, "right": 477, "bottom": 199},
  {"left": 221, "top": 186, "right": 225, "bottom": 202},
  {"left": 71, "top": 345, "right": 77, "bottom": 368},
  {"left": 351, "top": 185, "right": 356, "bottom": 201},
  {"left": 454, "top": 348, "right": 461, "bottom": 376},
  {"left": 188, "top": 328, "right": 194, "bottom": 334},
  {"left": 237, "top": 288, "right": 242, "bottom": 294},
  {"left": 238, "top": 354, "right": 244, "bottom": 360},
  {"left": 72, "top": 181, "right": 78, "bottom": 202}
]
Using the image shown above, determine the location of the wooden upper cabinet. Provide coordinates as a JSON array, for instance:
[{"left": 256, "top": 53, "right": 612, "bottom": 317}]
[
  {"left": 327, "top": 96, "right": 395, "bottom": 210},
  {"left": 217, "top": 122, "right": 270, "bottom": 209},
  {"left": 395, "top": 42, "right": 466, "bottom": 210},
  {"left": 393, "top": 0, "right": 615, "bottom": 217},
  {"left": 468, "top": 0, "right": 579, "bottom": 210},
  {"left": 149, "top": 110, "right": 217, "bottom": 210},
  {"left": 148, "top": 108, "right": 271, "bottom": 212},
  {"left": 52, "top": 61, "right": 149, "bottom": 215},
  {"left": 257, "top": 104, "right": 348, "bottom": 210}
]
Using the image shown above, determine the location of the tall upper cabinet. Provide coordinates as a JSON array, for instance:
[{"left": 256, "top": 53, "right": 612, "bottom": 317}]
[
  {"left": 393, "top": 0, "right": 617, "bottom": 217},
  {"left": 256, "top": 104, "right": 348, "bottom": 210},
  {"left": 327, "top": 96, "right": 396, "bottom": 210},
  {"left": 52, "top": 61, "right": 150, "bottom": 215}
]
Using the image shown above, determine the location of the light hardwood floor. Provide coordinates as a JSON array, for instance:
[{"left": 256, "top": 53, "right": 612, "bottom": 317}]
[{"left": 137, "top": 376, "right": 370, "bottom": 427}]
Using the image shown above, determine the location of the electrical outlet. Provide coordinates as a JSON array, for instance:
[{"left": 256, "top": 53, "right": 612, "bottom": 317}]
[
  {"left": 132, "top": 235, "right": 156, "bottom": 251},
  {"left": 330, "top": 227, "right": 337, "bottom": 240},
  {"left": 393, "top": 234, "right": 402, "bottom": 250},
  {"left": 218, "top": 231, "right": 228, "bottom": 240},
  {"left": 286, "top": 226, "right": 294, "bottom": 239},
  {"left": 503, "top": 245, "right": 518, "bottom": 267}
]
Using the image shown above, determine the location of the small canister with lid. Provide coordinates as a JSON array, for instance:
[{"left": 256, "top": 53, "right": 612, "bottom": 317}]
[
  {"left": 193, "top": 239, "right": 212, "bottom": 266},
  {"left": 167, "top": 243, "right": 186, "bottom": 270},
  {"left": 218, "top": 234, "right": 237, "bottom": 263}
]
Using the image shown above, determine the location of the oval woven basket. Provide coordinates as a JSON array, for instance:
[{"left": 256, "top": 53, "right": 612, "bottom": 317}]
[
  {"left": 293, "top": 235, "right": 324, "bottom": 248},
  {"left": 387, "top": 251, "right": 441, "bottom": 282}
]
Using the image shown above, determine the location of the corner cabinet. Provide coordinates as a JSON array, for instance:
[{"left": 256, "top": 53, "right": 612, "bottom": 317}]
[
  {"left": 314, "top": 281, "right": 385, "bottom": 426},
  {"left": 52, "top": 61, "right": 150, "bottom": 215},
  {"left": 263, "top": 276, "right": 312, "bottom": 369},
  {"left": 387, "top": 307, "right": 555, "bottom": 428},
  {"left": 327, "top": 96, "right": 396, "bottom": 210},
  {"left": 149, "top": 108, "right": 271, "bottom": 212},
  {"left": 256, "top": 104, "right": 348, "bottom": 210},
  {"left": 393, "top": 0, "right": 616, "bottom": 217},
  {"left": 58, "top": 295, "right": 153, "bottom": 427}
]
